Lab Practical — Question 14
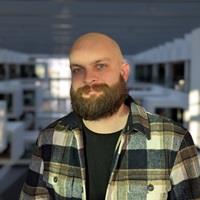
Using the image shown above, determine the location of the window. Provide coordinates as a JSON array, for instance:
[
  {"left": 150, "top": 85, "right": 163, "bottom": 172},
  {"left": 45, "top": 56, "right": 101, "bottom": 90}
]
[
  {"left": 23, "top": 90, "right": 35, "bottom": 107},
  {"left": 0, "top": 94, "right": 13, "bottom": 113},
  {"left": 157, "top": 64, "right": 165, "bottom": 84},
  {"left": 172, "top": 62, "right": 185, "bottom": 90},
  {"left": 135, "top": 64, "right": 153, "bottom": 83},
  {"left": 155, "top": 107, "right": 184, "bottom": 124},
  {"left": 0, "top": 64, "right": 5, "bottom": 80},
  {"left": 9, "top": 64, "right": 19, "bottom": 79},
  {"left": 20, "top": 64, "right": 37, "bottom": 78}
]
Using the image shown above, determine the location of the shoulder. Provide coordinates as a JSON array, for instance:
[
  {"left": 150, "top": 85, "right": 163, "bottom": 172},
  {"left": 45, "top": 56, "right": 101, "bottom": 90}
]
[
  {"left": 36, "top": 112, "right": 81, "bottom": 145},
  {"left": 147, "top": 111, "right": 187, "bottom": 136},
  {"left": 146, "top": 111, "right": 189, "bottom": 151},
  {"left": 44, "top": 111, "right": 81, "bottom": 130}
]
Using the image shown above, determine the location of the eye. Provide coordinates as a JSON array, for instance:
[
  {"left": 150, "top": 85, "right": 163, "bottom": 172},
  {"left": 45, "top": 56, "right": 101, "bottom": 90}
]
[
  {"left": 71, "top": 67, "right": 83, "bottom": 74},
  {"left": 96, "top": 63, "right": 107, "bottom": 70}
]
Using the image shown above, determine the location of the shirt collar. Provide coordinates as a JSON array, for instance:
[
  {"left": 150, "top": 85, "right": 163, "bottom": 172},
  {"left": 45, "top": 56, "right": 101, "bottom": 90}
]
[
  {"left": 125, "top": 96, "right": 151, "bottom": 140},
  {"left": 64, "top": 95, "right": 151, "bottom": 140}
]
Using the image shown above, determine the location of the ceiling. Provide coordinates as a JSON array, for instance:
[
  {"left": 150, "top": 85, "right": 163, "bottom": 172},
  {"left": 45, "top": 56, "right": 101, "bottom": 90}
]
[{"left": 0, "top": 0, "right": 200, "bottom": 56}]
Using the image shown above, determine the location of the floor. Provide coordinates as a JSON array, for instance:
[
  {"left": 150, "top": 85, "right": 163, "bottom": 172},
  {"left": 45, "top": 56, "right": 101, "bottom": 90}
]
[{"left": 0, "top": 166, "right": 28, "bottom": 200}]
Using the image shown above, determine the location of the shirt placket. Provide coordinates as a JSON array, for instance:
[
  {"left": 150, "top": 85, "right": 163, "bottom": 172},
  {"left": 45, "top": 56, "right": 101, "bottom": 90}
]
[
  {"left": 105, "top": 133, "right": 126, "bottom": 200},
  {"left": 73, "top": 129, "right": 87, "bottom": 200}
]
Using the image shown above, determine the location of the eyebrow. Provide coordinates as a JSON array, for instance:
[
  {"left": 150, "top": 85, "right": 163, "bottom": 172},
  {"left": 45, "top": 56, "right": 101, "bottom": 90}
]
[
  {"left": 92, "top": 58, "right": 111, "bottom": 64},
  {"left": 70, "top": 64, "right": 83, "bottom": 68}
]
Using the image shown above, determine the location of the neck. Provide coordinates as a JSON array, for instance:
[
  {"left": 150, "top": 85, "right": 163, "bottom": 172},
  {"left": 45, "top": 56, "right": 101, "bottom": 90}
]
[{"left": 83, "top": 104, "right": 130, "bottom": 134}]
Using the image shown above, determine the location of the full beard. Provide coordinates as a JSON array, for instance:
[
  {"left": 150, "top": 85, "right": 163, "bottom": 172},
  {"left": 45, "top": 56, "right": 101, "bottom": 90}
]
[{"left": 70, "top": 76, "right": 128, "bottom": 120}]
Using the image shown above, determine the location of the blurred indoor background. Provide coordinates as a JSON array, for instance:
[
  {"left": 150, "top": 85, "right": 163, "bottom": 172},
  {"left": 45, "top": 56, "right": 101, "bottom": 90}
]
[{"left": 0, "top": 0, "right": 200, "bottom": 199}]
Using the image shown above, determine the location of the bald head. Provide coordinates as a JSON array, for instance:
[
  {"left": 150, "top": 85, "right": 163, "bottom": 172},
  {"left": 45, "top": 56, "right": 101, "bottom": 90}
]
[
  {"left": 69, "top": 32, "right": 124, "bottom": 63},
  {"left": 69, "top": 32, "right": 130, "bottom": 94}
]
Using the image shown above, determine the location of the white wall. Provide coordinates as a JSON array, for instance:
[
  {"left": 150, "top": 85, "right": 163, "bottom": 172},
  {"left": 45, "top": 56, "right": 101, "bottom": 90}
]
[{"left": 0, "top": 101, "right": 7, "bottom": 153}]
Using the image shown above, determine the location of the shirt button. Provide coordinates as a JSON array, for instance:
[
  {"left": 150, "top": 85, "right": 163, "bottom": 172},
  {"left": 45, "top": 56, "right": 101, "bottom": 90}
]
[
  {"left": 147, "top": 184, "right": 154, "bottom": 191},
  {"left": 53, "top": 176, "right": 58, "bottom": 183}
]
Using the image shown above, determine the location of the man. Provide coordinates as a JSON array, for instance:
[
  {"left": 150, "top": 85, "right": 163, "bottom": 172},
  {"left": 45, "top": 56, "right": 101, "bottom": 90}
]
[{"left": 20, "top": 33, "right": 200, "bottom": 200}]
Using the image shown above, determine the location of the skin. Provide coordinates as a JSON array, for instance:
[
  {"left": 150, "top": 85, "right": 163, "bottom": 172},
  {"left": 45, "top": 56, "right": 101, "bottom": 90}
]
[{"left": 69, "top": 32, "right": 130, "bottom": 133}]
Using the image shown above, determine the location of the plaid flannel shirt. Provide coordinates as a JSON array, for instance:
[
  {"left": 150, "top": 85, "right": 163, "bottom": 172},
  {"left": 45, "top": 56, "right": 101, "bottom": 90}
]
[{"left": 20, "top": 99, "right": 200, "bottom": 200}]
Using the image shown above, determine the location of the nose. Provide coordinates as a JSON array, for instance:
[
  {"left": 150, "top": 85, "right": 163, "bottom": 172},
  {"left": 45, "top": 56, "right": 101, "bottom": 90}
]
[{"left": 84, "top": 70, "right": 98, "bottom": 85}]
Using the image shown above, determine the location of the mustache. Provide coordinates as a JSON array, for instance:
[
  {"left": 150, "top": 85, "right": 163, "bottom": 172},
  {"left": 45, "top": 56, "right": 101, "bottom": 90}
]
[{"left": 77, "top": 83, "right": 109, "bottom": 94}]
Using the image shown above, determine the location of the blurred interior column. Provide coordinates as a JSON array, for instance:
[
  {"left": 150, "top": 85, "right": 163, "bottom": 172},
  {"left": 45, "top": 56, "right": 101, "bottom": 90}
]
[{"left": 189, "top": 27, "right": 200, "bottom": 148}]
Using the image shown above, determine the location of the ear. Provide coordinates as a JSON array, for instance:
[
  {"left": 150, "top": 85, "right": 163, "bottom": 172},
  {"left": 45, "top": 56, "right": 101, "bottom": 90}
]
[{"left": 120, "top": 62, "right": 130, "bottom": 81}]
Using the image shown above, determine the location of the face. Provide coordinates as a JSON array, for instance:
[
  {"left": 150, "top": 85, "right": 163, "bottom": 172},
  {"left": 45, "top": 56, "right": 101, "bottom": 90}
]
[
  {"left": 70, "top": 75, "right": 128, "bottom": 120},
  {"left": 69, "top": 41, "right": 129, "bottom": 120}
]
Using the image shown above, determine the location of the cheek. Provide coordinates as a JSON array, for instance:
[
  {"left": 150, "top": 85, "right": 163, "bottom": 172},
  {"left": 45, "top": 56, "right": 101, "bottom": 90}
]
[
  {"left": 71, "top": 78, "right": 84, "bottom": 92},
  {"left": 71, "top": 75, "right": 82, "bottom": 84},
  {"left": 104, "top": 73, "right": 121, "bottom": 84},
  {"left": 71, "top": 79, "right": 78, "bottom": 91}
]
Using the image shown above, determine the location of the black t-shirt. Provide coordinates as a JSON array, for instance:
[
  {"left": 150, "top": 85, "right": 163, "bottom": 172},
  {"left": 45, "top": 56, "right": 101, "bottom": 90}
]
[{"left": 83, "top": 124, "right": 121, "bottom": 200}]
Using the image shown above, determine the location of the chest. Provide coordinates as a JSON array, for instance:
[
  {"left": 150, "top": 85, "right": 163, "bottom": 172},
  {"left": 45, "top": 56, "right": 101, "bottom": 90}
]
[{"left": 42, "top": 131, "right": 173, "bottom": 200}]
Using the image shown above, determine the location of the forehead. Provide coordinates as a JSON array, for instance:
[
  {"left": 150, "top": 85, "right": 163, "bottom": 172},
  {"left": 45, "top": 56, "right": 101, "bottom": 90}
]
[{"left": 69, "top": 45, "right": 116, "bottom": 65}]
